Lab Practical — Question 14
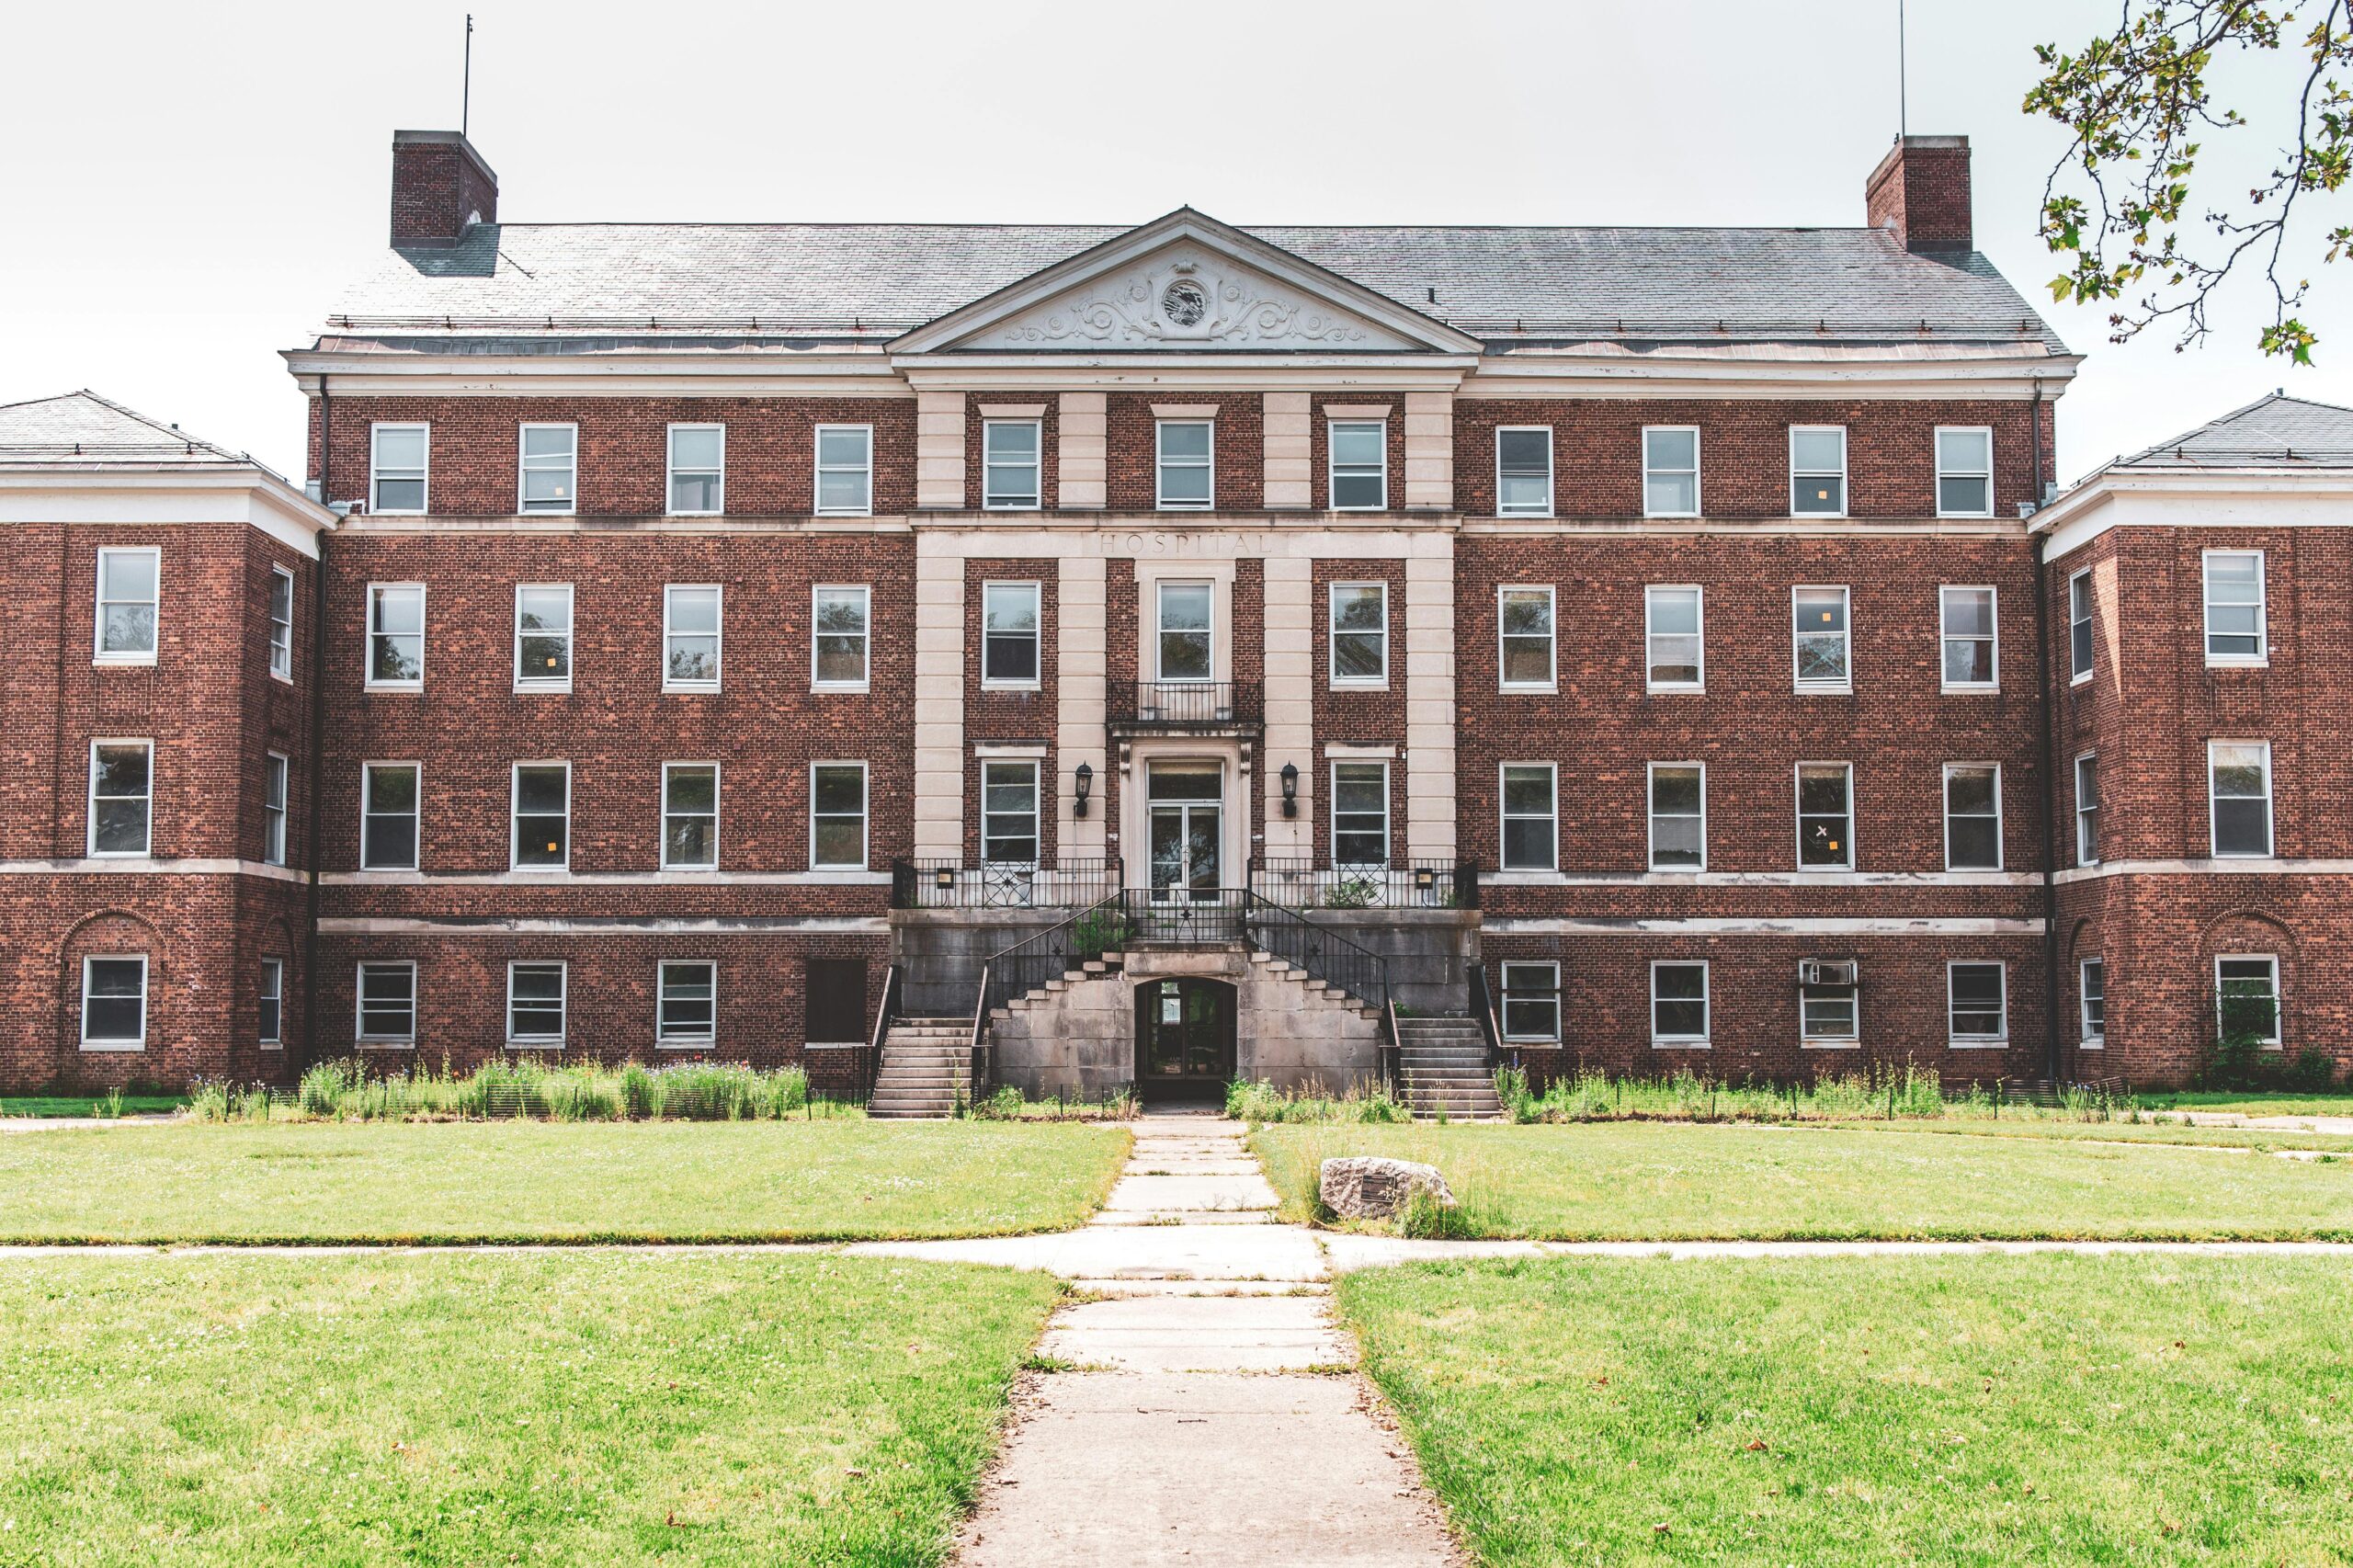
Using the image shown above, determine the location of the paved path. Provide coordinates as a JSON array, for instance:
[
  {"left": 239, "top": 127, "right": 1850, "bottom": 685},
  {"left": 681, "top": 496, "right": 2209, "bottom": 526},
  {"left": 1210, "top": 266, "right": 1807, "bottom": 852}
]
[{"left": 880, "top": 1112, "right": 1463, "bottom": 1567}]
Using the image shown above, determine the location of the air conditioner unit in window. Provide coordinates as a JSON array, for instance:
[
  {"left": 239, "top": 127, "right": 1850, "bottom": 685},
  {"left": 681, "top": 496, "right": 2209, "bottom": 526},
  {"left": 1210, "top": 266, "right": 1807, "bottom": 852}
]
[{"left": 1799, "top": 959, "right": 1858, "bottom": 987}]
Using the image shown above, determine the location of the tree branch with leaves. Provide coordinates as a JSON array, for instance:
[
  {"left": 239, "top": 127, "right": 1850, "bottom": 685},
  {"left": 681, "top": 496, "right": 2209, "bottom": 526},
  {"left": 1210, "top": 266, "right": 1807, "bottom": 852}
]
[{"left": 2028, "top": 0, "right": 2353, "bottom": 360}]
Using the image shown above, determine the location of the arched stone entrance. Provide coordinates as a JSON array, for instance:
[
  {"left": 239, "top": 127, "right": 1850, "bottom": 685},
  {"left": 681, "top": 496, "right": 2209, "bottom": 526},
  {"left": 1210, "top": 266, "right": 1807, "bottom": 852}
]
[{"left": 1133, "top": 975, "right": 1236, "bottom": 1101}]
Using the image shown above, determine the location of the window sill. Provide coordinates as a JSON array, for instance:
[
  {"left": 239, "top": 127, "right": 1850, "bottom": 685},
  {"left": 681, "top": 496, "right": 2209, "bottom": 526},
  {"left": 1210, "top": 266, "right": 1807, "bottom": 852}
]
[
  {"left": 1330, "top": 681, "right": 1391, "bottom": 693},
  {"left": 1801, "top": 1038, "right": 1861, "bottom": 1050},
  {"left": 2079, "top": 1039, "right": 2105, "bottom": 1050},
  {"left": 658, "top": 863, "right": 719, "bottom": 875},
  {"left": 1646, "top": 864, "right": 1708, "bottom": 876},
  {"left": 514, "top": 685, "right": 574, "bottom": 696},
  {"left": 506, "top": 1039, "right": 564, "bottom": 1050},
  {"left": 357, "top": 1040, "right": 416, "bottom": 1050},
  {"left": 663, "top": 684, "right": 722, "bottom": 696},
  {"left": 1500, "top": 684, "right": 1557, "bottom": 697},
  {"left": 665, "top": 511, "right": 724, "bottom": 520},
  {"left": 365, "top": 683, "right": 425, "bottom": 694},
  {"left": 981, "top": 683, "right": 1044, "bottom": 695},
  {"left": 812, "top": 683, "right": 870, "bottom": 697},
  {"left": 1503, "top": 1038, "right": 1561, "bottom": 1049},
  {"left": 1651, "top": 1039, "right": 1711, "bottom": 1049},
  {"left": 1948, "top": 1039, "right": 2009, "bottom": 1051},
  {"left": 983, "top": 504, "right": 1043, "bottom": 514},
  {"left": 2205, "top": 658, "right": 2269, "bottom": 671},
  {"left": 1793, "top": 683, "right": 1853, "bottom": 698},
  {"left": 93, "top": 656, "right": 159, "bottom": 669},
  {"left": 1936, "top": 511, "right": 1995, "bottom": 522},
  {"left": 2070, "top": 673, "right": 2094, "bottom": 688},
  {"left": 814, "top": 508, "right": 875, "bottom": 519},
  {"left": 1496, "top": 511, "right": 1556, "bottom": 521},
  {"left": 269, "top": 671, "right": 295, "bottom": 687},
  {"left": 657, "top": 1038, "right": 717, "bottom": 1051},
  {"left": 259, "top": 1041, "right": 283, "bottom": 1051},
  {"left": 803, "top": 1040, "right": 869, "bottom": 1051},
  {"left": 1788, "top": 511, "right": 1849, "bottom": 521},
  {"left": 77, "top": 1040, "right": 145, "bottom": 1053},
  {"left": 1941, "top": 684, "right": 1999, "bottom": 696},
  {"left": 1646, "top": 684, "right": 1705, "bottom": 696},
  {"left": 85, "top": 852, "right": 153, "bottom": 862}
]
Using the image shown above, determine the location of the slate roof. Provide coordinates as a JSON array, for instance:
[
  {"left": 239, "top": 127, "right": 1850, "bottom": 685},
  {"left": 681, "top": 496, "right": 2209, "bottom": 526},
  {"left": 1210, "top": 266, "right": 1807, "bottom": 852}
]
[
  {"left": 2111, "top": 392, "right": 2353, "bottom": 469},
  {"left": 320, "top": 221, "right": 2067, "bottom": 352},
  {"left": 0, "top": 391, "right": 255, "bottom": 466}
]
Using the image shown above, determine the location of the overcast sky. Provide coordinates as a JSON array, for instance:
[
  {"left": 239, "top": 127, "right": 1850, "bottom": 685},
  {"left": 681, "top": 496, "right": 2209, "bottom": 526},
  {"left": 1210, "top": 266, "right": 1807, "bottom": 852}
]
[{"left": 6, "top": 0, "right": 2351, "bottom": 483}]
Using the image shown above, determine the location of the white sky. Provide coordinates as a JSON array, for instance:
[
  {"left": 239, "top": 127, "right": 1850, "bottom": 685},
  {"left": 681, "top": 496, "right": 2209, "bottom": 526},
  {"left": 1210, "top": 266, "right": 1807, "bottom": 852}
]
[{"left": 6, "top": 0, "right": 2351, "bottom": 483}]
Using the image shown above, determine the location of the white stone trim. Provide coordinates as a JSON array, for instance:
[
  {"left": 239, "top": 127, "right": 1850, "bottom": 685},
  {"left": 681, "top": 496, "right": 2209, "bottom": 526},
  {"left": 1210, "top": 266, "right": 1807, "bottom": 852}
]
[
  {"left": 976, "top": 403, "right": 1048, "bottom": 418},
  {"left": 1261, "top": 556, "right": 1314, "bottom": 858},
  {"left": 915, "top": 390, "right": 965, "bottom": 510},
  {"left": 1056, "top": 554, "right": 1109, "bottom": 860},
  {"left": 321, "top": 869, "right": 892, "bottom": 887},
  {"left": 1152, "top": 403, "right": 1222, "bottom": 418},
  {"left": 974, "top": 743, "right": 1049, "bottom": 758},
  {"left": 1482, "top": 869, "right": 2042, "bottom": 888},
  {"left": 1403, "top": 548, "right": 1458, "bottom": 858},
  {"left": 1485, "top": 915, "right": 2047, "bottom": 937},
  {"left": 318, "top": 916, "right": 891, "bottom": 936},
  {"left": 1404, "top": 391, "right": 1454, "bottom": 510},
  {"left": 1323, "top": 742, "right": 1396, "bottom": 758},
  {"left": 1057, "top": 392, "right": 1107, "bottom": 510},
  {"left": 1263, "top": 392, "right": 1313, "bottom": 509},
  {"left": 2055, "top": 857, "right": 2353, "bottom": 882},
  {"left": 912, "top": 540, "right": 966, "bottom": 856},
  {"left": 0, "top": 857, "right": 304, "bottom": 881}
]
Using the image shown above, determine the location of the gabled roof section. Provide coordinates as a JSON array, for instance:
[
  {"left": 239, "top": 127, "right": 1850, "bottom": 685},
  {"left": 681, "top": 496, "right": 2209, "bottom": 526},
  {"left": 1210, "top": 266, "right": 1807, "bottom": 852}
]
[
  {"left": 2111, "top": 392, "right": 2353, "bottom": 470},
  {"left": 888, "top": 208, "right": 1482, "bottom": 356},
  {"left": 0, "top": 390, "right": 252, "bottom": 465}
]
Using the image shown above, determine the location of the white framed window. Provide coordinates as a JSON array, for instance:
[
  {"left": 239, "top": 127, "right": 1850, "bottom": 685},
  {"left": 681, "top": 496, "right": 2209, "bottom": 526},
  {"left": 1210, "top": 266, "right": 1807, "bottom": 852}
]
[
  {"left": 1948, "top": 960, "right": 2007, "bottom": 1045},
  {"left": 981, "top": 759, "right": 1040, "bottom": 865},
  {"left": 1651, "top": 960, "right": 1709, "bottom": 1044},
  {"left": 2209, "top": 741, "right": 2273, "bottom": 857},
  {"left": 815, "top": 425, "right": 873, "bottom": 516},
  {"left": 355, "top": 960, "right": 416, "bottom": 1045},
  {"left": 1501, "top": 762, "right": 1558, "bottom": 871},
  {"left": 1939, "top": 585, "right": 1997, "bottom": 691},
  {"left": 1157, "top": 420, "right": 1214, "bottom": 510},
  {"left": 88, "top": 740, "right": 153, "bottom": 858},
  {"left": 662, "top": 762, "right": 719, "bottom": 869},
  {"left": 1645, "top": 585, "right": 1704, "bottom": 691},
  {"left": 1328, "top": 420, "right": 1387, "bottom": 510},
  {"left": 2079, "top": 957, "right": 2105, "bottom": 1046},
  {"left": 95, "top": 547, "right": 160, "bottom": 664},
  {"left": 1943, "top": 763, "right": 2003, "bottom": 870},
  {"left": 983, "top": 420, "right": 1041, "bottom": 510},
  {"left": 811, "top": 762, "right": 868, "bottom": 869},
  {"left": 1800, "top": 961, "right": 1860, "bottom": 1044},
  {"left": 267, "top": 565, "right": 295, "bottom": 681},
  {"left": 1648, "top": 763, "right": 1705, "bottom": 871},
  {"left": 1329, "top": 582, "right": 1388, "bottom": 686},
  {"left": 1790, "top": 426, "right": 1847, "bottom": 517},
  {"left": 666, "top": 423, "right": 724, "bottom": 515},
  {"left": 1499, "top": 960, "right": 1560, "bottom": 1042},
  {"left": 258, "top": 958, "right": 283, "bottom": 1048},
  {"left": 1498, "top": 586, "right": 1556, "bottom": 691},
  {"left": 81, "top": 955, "right": 149, "bottom": 1051},
  {"left": 664, "top": 585, "right": 722, "bottom": 691},
  {"left": 2068, "top": 569, "right": 2095, "bottom": 683},
  {"left": 356, "top": 960, "right": 416, "bottom": 1044},
  {"left": 513, "top": 584, "right": 574, "bottom": 692},
  {"left": 366, "top": 584, "right": 426, "bottom": 689},
  {"left": 657, "top": 960, "right": 716, "bottom": 1046},
  {"left": 1156, "top": 581, "right": 1214, "bottom": 681},
  {"left": 511, "top": 762, "right": 571, "bottom": 871},
  {"left": 2202, "top": 550, "right": 2268, "bottom": 665},
  {"left": 2216, "top": 954, "right": 2281, "bottom": 1046},
  {"left": 1332, "top": 760, "right": 1390, "bottom": 867},
  {"left": 1643, "top": 426, "right": 1700, "bottom": 517},
  {"left": 983, "top": 581, "right": 1042, "bottom": 688},
  {"left": 1495, "top": 426, "right": 1553, "bottom": 517},
  {"left": 2075, "top": 753, "right": 2099, "bottom": 867},
  {"left": 360, "top": 762, "right": 420, "bottom": 871},
  {"left": 1792, "top": 586, "right": 1851, "bottom": 691},
  {"left": 369, "top": 423, "right": 429, "bottom": 514},
  {"left": 506, "top": 960, "right": 567, "bottom": 1047},
  {"left": 517, "top": 423, "right": 577, "bottom": 515},
  {"left": 263, "top": 751, "right": 289, "bottom": 867},
  {"left": 1935, "top": 426, "right": 1994, "bottom": 517},
  {"left": 1796, "top": 762, "right": 1853, "bottom": 869},
  {"left": 812, "top": 585, "right": 870, "bottom": 690}
]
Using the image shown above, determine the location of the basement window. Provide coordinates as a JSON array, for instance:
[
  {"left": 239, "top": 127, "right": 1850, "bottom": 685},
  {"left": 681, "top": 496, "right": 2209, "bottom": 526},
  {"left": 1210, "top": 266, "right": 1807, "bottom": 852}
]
[{"left": 1500, "top": 961, "right": 1561, "bottom": 1043}]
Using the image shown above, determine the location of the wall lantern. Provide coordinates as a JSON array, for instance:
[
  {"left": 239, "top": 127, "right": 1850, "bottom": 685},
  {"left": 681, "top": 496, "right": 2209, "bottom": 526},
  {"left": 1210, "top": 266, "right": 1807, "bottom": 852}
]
[
  {"left": 1073, "top": 761, "right": 1094, "bottom": 819},
  {"left": 1280, "top": 762, "right": 1300, "bottom": 818}
]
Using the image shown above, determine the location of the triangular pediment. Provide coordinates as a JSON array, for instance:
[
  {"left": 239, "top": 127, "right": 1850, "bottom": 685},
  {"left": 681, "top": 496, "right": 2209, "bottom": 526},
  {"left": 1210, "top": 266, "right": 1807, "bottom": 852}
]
[{"left": 892, "top": 210, "right": 1479, "bottom": 356}]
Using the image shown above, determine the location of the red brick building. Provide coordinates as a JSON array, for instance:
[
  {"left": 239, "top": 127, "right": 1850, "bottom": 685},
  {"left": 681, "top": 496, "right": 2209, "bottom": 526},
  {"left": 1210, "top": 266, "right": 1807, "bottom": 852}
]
[{"left": 8, "top": 129, "right": 2340, "bottom": 1099}]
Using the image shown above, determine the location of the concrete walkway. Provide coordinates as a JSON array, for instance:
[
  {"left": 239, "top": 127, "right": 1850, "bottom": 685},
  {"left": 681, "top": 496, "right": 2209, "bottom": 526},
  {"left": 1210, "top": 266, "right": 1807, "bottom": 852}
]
[{"left": 880, "top": 1112, "right": 1463, "bottom": 1567}]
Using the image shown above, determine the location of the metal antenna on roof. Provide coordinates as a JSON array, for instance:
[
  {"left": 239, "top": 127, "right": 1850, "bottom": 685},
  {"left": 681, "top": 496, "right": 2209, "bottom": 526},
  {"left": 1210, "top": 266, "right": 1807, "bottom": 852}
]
[
  {"left": 461, "top": 14, "right": 474, "bottom": 138},
  {"left": 1897, "top": 0, "right": 1908, "bottom": 139}
]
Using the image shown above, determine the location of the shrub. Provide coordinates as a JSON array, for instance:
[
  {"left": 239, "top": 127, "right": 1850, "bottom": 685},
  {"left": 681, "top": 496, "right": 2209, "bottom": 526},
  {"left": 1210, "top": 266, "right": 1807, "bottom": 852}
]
[
  {"left": 1321, "top": 876, "right": 1378, "bottom": 910},
  {"left": 2286, "top": 1048, "right": 2339, "bottom": 1091},
  {"left": 1225, "top": 1077, "right": 1408, "bottom": 1123}
]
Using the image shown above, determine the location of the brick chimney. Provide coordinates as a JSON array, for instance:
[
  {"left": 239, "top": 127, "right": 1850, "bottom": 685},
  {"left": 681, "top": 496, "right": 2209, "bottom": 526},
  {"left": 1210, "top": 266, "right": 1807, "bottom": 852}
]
[
  {"left": 390, "top": 130, "right": 498, "bottom": 247},
  {"left": 1866, "top": 134, "right": 1971, "bottom": 254}
]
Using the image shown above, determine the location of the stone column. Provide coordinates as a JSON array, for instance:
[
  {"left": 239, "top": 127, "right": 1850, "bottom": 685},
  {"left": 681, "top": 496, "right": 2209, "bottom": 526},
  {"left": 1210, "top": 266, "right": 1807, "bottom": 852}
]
[
  {"left": 912, "top": 536, "right": 966, "bottom": 858},
  {"left": 1262, "top": 555, "right": 1314, "bottom": 857},
  {"left": 1263, "top": 392, "right": 1312, "bottom": 509},
  {"left": 1404, "top": 535, "right": 1457, "bottom": 860},
  {"left": 915, "top": 391, "right": 965, "bottom": 510},
  {"left": 1404, "top": 391, "right": 1454, "bottom": 511},
  {"left": 1056, "top": 553, "right": 1108, "bottom": 860},
  {"left": 1058, "top": 392, "right": 1107, "bottom": 509}
]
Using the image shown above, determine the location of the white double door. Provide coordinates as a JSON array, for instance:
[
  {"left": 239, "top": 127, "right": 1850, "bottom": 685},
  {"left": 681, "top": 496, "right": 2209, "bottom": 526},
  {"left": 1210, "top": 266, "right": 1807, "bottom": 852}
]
[{"left": 1145, "top": 762, "right": 1223, "bottom": 901}]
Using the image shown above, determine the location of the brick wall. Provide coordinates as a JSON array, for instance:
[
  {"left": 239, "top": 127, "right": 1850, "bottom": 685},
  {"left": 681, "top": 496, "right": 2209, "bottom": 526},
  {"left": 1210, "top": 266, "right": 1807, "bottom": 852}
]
[{"left": 1105, "top": 392, "right": 1265, "bottom": 510}]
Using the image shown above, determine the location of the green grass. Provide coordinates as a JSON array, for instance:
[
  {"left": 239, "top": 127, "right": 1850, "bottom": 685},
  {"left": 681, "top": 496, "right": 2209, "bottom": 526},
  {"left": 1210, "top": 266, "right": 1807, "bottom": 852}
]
[
  {"left": 0, "top": 1096, "right": 182, "bottom": 1119},
  {"left": 0, "top": 1252, "right": 1059, "bottom": 1566},
  {"left": 1341, "top": 1255, "right": 2353, "bottom": 1566},
  {"left": 1253, "top": 1122, "right": 2353, "bottom": 1240},
  {"left": 2137, "top": 1091, "right": 2353, "bottom": 1118},
  {"left": 0, "top": 1120, "right": 1129, "bottom": 1244}
]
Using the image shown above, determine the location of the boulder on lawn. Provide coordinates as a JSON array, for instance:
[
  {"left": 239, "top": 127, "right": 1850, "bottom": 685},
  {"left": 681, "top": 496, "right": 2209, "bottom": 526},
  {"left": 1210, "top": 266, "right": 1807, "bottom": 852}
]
[{"left": 1319, "top": 1155, "right": 1456, "bottom": 1220}]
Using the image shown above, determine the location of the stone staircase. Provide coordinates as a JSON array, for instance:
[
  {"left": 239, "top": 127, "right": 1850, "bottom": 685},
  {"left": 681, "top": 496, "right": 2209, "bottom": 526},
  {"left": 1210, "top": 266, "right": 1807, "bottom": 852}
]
[
  {"left": 1394, "top": 1015, "right": 1504, "bottom": 1119},
  {"left": 868, "top": 1017, "right": 975, "bottom": 1119},
  {"left": 1241, "top": 949, "right": 1383, "bottom": 1018}
]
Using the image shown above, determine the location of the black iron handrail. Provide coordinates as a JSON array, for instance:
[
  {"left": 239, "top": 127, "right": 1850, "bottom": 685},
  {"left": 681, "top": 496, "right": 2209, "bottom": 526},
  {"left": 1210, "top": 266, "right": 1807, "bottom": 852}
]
[
  {"left": 863, "top": 963, "right": 901, "bottom": 1104},
  {"left": 981, "top": 893, "right": 1134, "bottom": 1023},
  {"left": 1242, "top": 891, "right": 1391, "bottom": 1016},
  {"left": 1470, "top": 961, "right": 1507, "bottom": 1075},
  {"left": 892, "top": 857, "right": 1120, "bottom": 910},
  {"left": 1112, "top": 680, "right": 1262, "bottom": 727},
  {"left": 1247, "top": 857, "right": 1480, "bottom": 911}
]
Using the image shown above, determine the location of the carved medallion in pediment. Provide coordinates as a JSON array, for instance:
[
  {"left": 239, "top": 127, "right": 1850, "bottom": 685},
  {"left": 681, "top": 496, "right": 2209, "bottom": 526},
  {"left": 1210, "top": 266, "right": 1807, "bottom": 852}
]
[{"left": 955, "top": 244, "right": 1418, "bottom": 351}]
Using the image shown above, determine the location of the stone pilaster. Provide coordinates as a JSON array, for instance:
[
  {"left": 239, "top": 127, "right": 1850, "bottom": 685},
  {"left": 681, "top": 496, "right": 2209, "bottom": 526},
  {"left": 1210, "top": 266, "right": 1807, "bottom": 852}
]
[
  {"left": 912, "top": 537, "right": 966, "bottom": 857},
  {"left": 1403, "top": 536, "right": 1457, "bottom": 859}
]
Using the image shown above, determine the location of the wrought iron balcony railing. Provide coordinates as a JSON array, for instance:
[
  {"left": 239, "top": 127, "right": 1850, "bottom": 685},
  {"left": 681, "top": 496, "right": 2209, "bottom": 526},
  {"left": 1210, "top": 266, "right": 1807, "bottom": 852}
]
[{"left": 1111, "top": 680, "right": 1261, "bottom": 729}]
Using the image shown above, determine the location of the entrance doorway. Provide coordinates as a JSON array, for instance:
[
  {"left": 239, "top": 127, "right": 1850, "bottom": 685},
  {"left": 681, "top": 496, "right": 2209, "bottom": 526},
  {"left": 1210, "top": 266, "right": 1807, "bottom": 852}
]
[
  {"left": 1147, "top": 763, "right": 1222, "bottom": 902},
  {"left": 1134, "top": 976, "right": 1237, "bottom": 1099}
]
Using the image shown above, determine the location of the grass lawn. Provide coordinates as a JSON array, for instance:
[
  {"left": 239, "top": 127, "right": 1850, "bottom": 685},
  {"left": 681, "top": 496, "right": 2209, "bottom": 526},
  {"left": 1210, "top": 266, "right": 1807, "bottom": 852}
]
[
  {"left": 2139, "top": 1092, "right": 2353, "bottom": 1118},
  {"left": 1342, "top": 1255, "right": 2353, "bottom": 1566},
  {"left": 1253, "top": 1122, "right": 2353, "bottom": 1240},
  {"left": 0, "top": 1096, "right": 182, "bottom": 1119},
  {"left": 0, "top": 1252, "right": 1059, "bottom": 1566},
  {"left": 0, "top": 1120, "right": 1128, "bottom": 1244}
]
